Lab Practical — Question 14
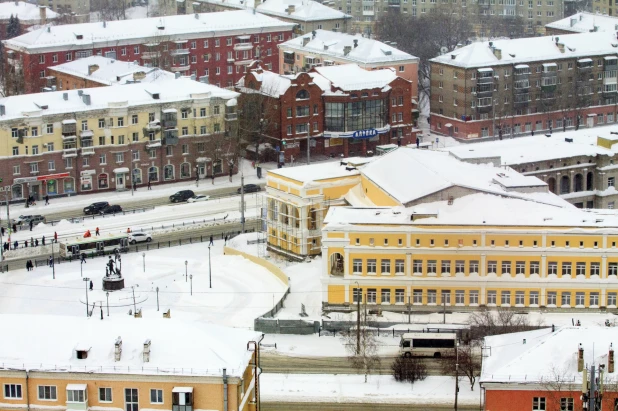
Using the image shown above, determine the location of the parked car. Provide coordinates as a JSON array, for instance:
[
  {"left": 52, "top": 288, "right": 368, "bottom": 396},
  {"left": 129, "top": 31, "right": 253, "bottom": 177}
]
[
  {"left": 100, "top": 205, "right": 122, "bottom": 215},
  {"left": 169, "top": 190, "right": 195, "bottom": 203},
  {"left": 128, "top": 232, "right": 152, "bottom": 244},
  {"left": 84, "top": 201, "right": 110, "bottom": 215},
  {"left": 14, "top": 215, "right": 46, "bottom": 226},
  {"left": 187, "top": 195, "right": 211, "bottom": 203},
  {"left": 237, "top": 184, "right": 261, "bottom": 194}
]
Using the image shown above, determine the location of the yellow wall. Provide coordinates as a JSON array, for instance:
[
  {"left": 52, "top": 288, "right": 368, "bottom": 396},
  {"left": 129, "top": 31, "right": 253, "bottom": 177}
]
[
  {"left": 360, "top": 175, "right": 400, "bottom": 206},
  {"left": 224, "top": 246, "right": 289, "bottom": 286}
]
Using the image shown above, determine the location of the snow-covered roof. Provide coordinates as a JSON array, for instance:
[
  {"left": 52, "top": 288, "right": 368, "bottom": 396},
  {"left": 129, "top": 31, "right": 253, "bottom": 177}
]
[
  {"left": 236, "top": 68, "right": 293, "bottom": 96},
  {"left": 0, "top": 77, "right": 238, "bottom": 121},
  {"left": 0, "top": 314, "right": 260, "bottom": 377},
  {"left": 198, "top": 0, "right": 350, "bottom": 22},
  {"left": 279, "top": 29, "right": 418, "bottom": 65},
  {"left": 268, "top": 158, "right": 371, "bottom": 184},
  {"left": 446, "top": 127, "right": 618, "bottom": 166},
  {"left": 312, "top": 64, "right": 398, "bottom": 91},
  {"left": 361, "top": 147, "right": 558, "bottom": 206},
  {"left": 0, "top": 2, "right": 58, "bottom": 22},
  {"left": 430, "top": 31, "right": 618, "bottom": 69},
  {"left": 49, "top": 56, "right": 176, "bottom": 86},
  {"left": 481, "top": 327, "right": 617, "bottom": 385},
  {"left": 546, "top": 12, "right": 618, "bottom": 34},
  {"left": 3, "top": 10, "right": 294, "bottom": 52}
]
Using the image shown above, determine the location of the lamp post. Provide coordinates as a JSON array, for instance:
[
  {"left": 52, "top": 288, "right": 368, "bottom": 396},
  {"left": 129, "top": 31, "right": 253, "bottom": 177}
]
[
  {"left": 83, "top": 277, "right": 90, "bottom": 317},
  {"left": 130, "top": 149, "right": 135, "bottom": 196},
  {"left": 106, "top": 291, "right": 109, "bottom": 316},
  {"left": 142, "top": 252, "right": 145, "bottom": 273},
  {"left": 156, "top": 286, "right": 159, "bottom": 311},
  {"left": 208, "top": 245, "right": 212, "bottom": 288},
  {"left": 190, "top": 274, "right": 193, "bottom": 296},
  {"left": 80, "top": 258, "right": 83, "bottom": 278},
  {"left": 52, "top": 241, "right": 55, "bottom": 280},
  {"left": 185, "top": 260, "right": 188, "bottom": 282}
]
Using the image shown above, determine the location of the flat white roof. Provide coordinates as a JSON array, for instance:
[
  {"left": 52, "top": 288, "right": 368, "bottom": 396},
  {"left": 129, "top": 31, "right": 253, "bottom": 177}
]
[
  {"left": 279, "top": 29, "right": 418, "bottom": 65},
  {"left": 172, "top": 387, "right": 194, "bottom": 393},
  {"left": 313, "top": 64, "right": 399, "bottom": 91},
  {"left": 0, "top": 1, "right": 58, "bottom": 22},
  {"left": 66, "top": 384, "right": 88, "bottom": 391},
  {"left": 431, "top": 31, "right": 618, "bottom": 69},
  {"left": 197, "top": 0, "right": 350, "bottom": 21},
  {"left": 268, "top": 159, "right": 364, "bottom": 185},
  {"left": 4, "top": 10, "right": 294, "bottom": 52},
  {"left": 546, "top": 11, "right": 618, "bottom": 34},
  {"left": 0, "top": 77, "right": 238, "bottom": 122},
  {"left": 0, "top": 314, "right": 260, "bottom": 377}
]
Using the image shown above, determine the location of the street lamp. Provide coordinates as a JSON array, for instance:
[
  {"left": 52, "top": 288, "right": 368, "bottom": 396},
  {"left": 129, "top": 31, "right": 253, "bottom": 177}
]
[
  {"left": 142, "top": 252, "right": 145, "bottom": 273},
  {"left": 106, "top": 291, "right": 109, "bottom": 316},
  {"left": 80, "top": 257, "right": 83, "bottom": 278},
  {"left": 185, "top": 260, "right": 188, "bottom": 282},
  {"left": 208, "top": 245, "right": 212, "bottom": 289},
  {"left": 130, "top": 149, "right": 135, "bottom": 196},
  {"left": 52, "top": 242, "right": 55, "bottom": 280},
  {"left": 156, "top": 286, "right": 159, "bottom": 311},
  {"left": 190, "top": 274, "right": 193, "bottom": 296},
  {"left": 83, "top": 277, "right": 90, "bottom": 317}
]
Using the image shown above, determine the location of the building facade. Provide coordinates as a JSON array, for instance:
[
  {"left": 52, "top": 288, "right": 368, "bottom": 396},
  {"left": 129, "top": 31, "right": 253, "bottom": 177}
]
[
  {"left": 2, "top": 10, "right": 294, "bottom": 94},
  {"left": 237, "top": 62, "right": 417, "bottom": 162},
  {"left": 0, "top": 2, "right": 57, "bottom": 41},
  {"left": 430, "top": 32, "right": 618, "bottom": 140},
  {"left": 0, "top": 77, "right": 238, "bottom": 200},
  {"left": 545, "top": 11, "right": 618, "bottom": 34},
  {"left": 35, "top": 0, "right": 89, "bottom": 21},
  {"left": 0, "top": 315, "right": 261, "bottom": 411}
]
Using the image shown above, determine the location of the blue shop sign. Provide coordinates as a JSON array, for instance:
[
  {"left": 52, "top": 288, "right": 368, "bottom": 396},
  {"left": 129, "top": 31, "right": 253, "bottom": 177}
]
[{"left": 352, "top": 129, "right": 379, "bottom": 139}]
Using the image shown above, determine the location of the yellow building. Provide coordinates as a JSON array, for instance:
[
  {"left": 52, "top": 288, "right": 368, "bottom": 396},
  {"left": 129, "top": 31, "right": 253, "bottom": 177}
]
[
  {"left": 0, "top": 314, "right": 260, "bottom": 411},
  {"left": 267, "top": 147, "right": 618, "bottom": 310},
  {"left": 0, "top": 77, "right": 238, "bottom": 200}
]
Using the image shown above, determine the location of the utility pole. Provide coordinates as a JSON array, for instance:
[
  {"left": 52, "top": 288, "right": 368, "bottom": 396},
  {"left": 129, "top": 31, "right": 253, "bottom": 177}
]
[
  {"left": 240, "top": 172, "right": 245, "bottom": 233},
  {"left": 83, "top": 277, "right": 90, "bottom": 317},
  {"left": 454, "top": 341, "right": 459, "bottom": 411},
  {"left": 156, "top": 286, "right": 159, "bottom": 311},
  {"left": 130, "top": 149, "right": 134, "bottom": 196},
  {"left": 131, "top": 286, "right": 137, "bottom": 314},
  {"left": 306, "top": 122, "right": 311, "bottom": 165},
  {"left": 355, "top": 281, "right": 360, "bottom": 355},
  {"left": 408, "top": 296, "right": 411, "bottom": 324}
]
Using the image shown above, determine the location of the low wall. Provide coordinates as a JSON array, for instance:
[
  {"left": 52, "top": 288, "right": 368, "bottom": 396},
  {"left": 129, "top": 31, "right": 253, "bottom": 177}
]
[{"left": 224, "top": 246, "right": 288, "bottom": 286}]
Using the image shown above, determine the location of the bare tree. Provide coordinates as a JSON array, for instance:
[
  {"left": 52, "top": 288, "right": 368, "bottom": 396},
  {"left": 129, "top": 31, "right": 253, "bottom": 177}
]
[
  {"left": 467, "top": 307, "right": 534, "bottom": 339},
  {"left": 392, "top": 356, "right": 427, "bottom": 384},
  {"left": 441, "top": 340, "right": 482, "bottom": 391},
  {"left": 91, "top": 0, "right": 127, "bottom": 21},
  {"left": 340, "top": 308, "right": 381, "bottom": 383},
  {"left": 538, "top": 365, "right": 576, "bottom": 411}
]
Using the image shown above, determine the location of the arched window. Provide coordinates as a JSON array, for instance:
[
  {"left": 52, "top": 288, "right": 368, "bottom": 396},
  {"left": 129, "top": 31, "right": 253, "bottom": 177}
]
[
  {"left": 280, "top": 203, "right": 289, "bottom": 224},
  {"left": 180, "top": 162, "right": 191, "bottom": 178},
  {"left": 587, "top": 172, "right": 594, "bottom": 191},
  {"left": 560, "top": 175, "right": 570, "bottom": 194},
  {"left": 574, "top": 174, "right": 583, "bottom": 192},
  {"left": 164, "top": 165, "right": 175, "bottom": 181},
  {"left": 329, "top": 252, "right": 344, "bottom": 276},
  {"left": 132, "top": 168, "right": 142, "bottom": 185},
  {"left": 148, "top": 166, "right": 159, "bottom": 182},
  {"left": 98, "top": 173, "right": 109, "bottom": 189},
  {"left": 547, "top": 177, "right": 556, "bottom": 194},
  {"left": 296, "top": 89, "right": 309, "bottom": 100}
]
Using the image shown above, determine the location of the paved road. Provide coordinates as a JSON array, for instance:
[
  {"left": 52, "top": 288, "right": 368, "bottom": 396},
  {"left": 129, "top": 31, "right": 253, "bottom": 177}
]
[
  {"left": 260, "top": 353, "right": 444, "bottom": 375},
  {"left": 262, "top": 402, "right": 479, "bottom": 410}
]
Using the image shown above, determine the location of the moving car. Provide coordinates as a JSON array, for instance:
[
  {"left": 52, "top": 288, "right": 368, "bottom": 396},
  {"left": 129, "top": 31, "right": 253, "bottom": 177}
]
[
  {"left": 84, "top": 201, "right": 110, "bottom": 215},
  {"left": 100, "top": 205, "right": 122, "bottom": 215},
  {"left": 169, "top": 190, "right": 195, "bottom": 203},
  {"left": 237, "top": 184, "right": 261, "bottom": 194},
  {"left": 14, "top": 215, "right": 46, "bottom": 226},
  {"left": 128, "top": 232, "right": 152, "bottom": 244},
  {"left": 187, "top": 195, "right": 211, "bottom": 203}
]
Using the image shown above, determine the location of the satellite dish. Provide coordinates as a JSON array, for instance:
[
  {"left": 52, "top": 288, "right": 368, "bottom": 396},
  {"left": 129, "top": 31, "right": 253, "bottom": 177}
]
[{"left": 440, "top": 46, "right": 449, "bottom": 54}]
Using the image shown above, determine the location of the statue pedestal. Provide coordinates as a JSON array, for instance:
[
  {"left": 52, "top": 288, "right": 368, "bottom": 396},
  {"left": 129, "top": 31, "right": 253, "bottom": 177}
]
[{"left": 102, "top": 276, "right": 125, "bottom": 291}]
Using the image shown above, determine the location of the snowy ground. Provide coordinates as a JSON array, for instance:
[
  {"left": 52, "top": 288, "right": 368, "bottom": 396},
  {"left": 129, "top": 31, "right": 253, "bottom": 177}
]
[
  {"left": 0, "top": 240, "right": 286, "bottom": 328},
  {"left": 262, "top": 374, "right": 480, "bottom": 405}
]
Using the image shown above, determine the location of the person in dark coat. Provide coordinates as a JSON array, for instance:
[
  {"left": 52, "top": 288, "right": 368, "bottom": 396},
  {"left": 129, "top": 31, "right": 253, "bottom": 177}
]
[
  {"left": 12, "top": 223, "right": 17, "bottom": 233},
  {"left": 24, "top": 240, "right": 28, "bottom": 248},
  {"left": 54, "top": 232, "right": 58, "bottom": 243},
  {"left": 35, "top": 239, "right": 39, "bottom": 247},
  {"left": 45, "top": 194, "right": 49, "bottom": 205},
  {"left": 42, "top": 236, "right": 45, "bottom": 245},
  {"left": 1, "top": 227, "right": 4, "bottom": 236},
  {"left": 209, "top": 235, "right": 214, "bottom": 246},
  {"left": 49, "top": 256, "right": 53, "bottom": 267},
  {"left": 25, "top": 261, "right": 29, "bottom": 271},
  {"left": 13, "top": 240, "right": 18, "bottom": 249},
  {"left": 81, "top": 253, "right": 87, "bottom": 263},
  {"left": 89, "top": 280, "right": 93, "bottom": 291}
]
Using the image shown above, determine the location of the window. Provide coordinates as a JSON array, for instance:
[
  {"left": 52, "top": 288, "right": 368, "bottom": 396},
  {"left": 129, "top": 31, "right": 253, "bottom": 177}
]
[
  {"left": 412, "top": 289, "right": 422, "bottom": 304},
  {"left": 548, "top": 262, "right": 557, "bottom": 275},
  {"left": 427, "top": 260, "right": 437, "bottom": 274},
  {"left": 353, "top": 259, "right": 362, "bottom": 273},
  {"left": 132, "top": 132, "right": 139, "bottom": 142},
  {"left": 99, "top": 119, "right": 105, "bottom": 128},
  {"left": 515, "top": 291, "right": 525, "bottom": 305},
  {"left": 455, "top": 261, "right": 465, "bottom": 274},
  {"left": 502, "top": 261, "right": 511, "bottom": 275},
  {"left": 13, "top": 165, "right": 20, "bottom": 174},
  {"left": 455, "top": 290, "right": 465, "bottom": 304},
  {"left": 530, "top": 261, "right": 539, "bottom": 275},
  {"left": 166, "top": 146, "right": 173, "bottom": 156},
  {"left": 562, "top": 262, "right": 572, "bottom": 277},
  {"left": 65, "top": 158, "right": 73, "bottom": 168},
  {"left": 395, "top": 289, "right": 405, "bottom": 303},
  {"left": 609, "top": 263, "right": 618, "bottom": 276},
  {"left": 516, "top": 261, "right": 525, "bottom": 275},
  {"left": 46, "top": 123, "right": 53, "bottom": 134},
  {"left": 150, "top": 390, "right": 163, "bottom": 404},
  {"left": 38, "top": 386, "right": 57, "bottom": 400},
  {"left": 590, "top": 262, "right": 600, "bottom": 276},
  {"left": 609, "top": 177, "right": 615, "bottom": 187},
  {"left": 30, "top": 163, "right": 39, "bottom": 173},
  {"left": 133, "top": 46, "right": 140, "bottom": 54},
  {"left": 501, "top": 291, "right": 511, "bottom": 306},
  {"left": 532, "top": 397, "right": 546, "bottom": 411},
  {"left": 381, "top": 289, "right": 391, "bottom": 304},
  {"left": 67, "top": 390, "right": 86, "bottom": 403},
  {"left": 608, "top": 292, "right": 617, "bottom": 306},
  {"left": 529, "top": 291, "right": 539, "bottom": 306},
  {"left": 413, "top": 260, "right": 422, "bottom": 273},
  {"left": 367, "top": 259, "right": 377, "bottom": 274},
  {"left": 589, "top": 292, "right": 599, "bottom": 307},
  {"left": 4, "top": 384, "right": 22, "bottom": 399},
  {"left": 367, "top": 288, "right": 377, "bottom": 303},
  {"left": 441, "top": 260, "right": 451, "bottom": 274},
  {"left": 99, "top": 153, "right": 107, "bottom": 164},
  {"left": 32, "top": 145, "right": 39, "bottom": 155},
  {"left": 115, "top": 153, "right": 124, "bottom": 163},
  {"left": 576, "top": 292, "right": 585, "bottom": 306},
  {"left": 576, "top": 262, "right": 586, "bottom": 276},
  {"left": 487, "top": 290, "right": 497, "bottom": 305},
  {"left": 487, "top": 261, "right": 497, "bottom": 274},
  {"left": 125, "top": 389, "right": 138, "bottom": 411},
  {"left": 560, "top": 398, "right": 574, "bottom": 411},
  {"left": 381, "top": 259, "right": 391, "bottom": 274},
  {"left": 132, "top": 151, "right": 139, "bottom": 161},
  {"left": 469, "top": 290, "right": 479, "bottom": 305},
  {"left": 469, "top": 260, "right": 479, "bottom": 273},
  {"left": 117, "top": 117, "right": 124, "bottom": 127},
  {"left": 441, "top": 290, "right": 451, "bottom": 305},
  {"left": 131, "top": 114, "right": 138, "bottom": 125},
  {"left": 561, "top": 292, "right": 571, "bottom": 306},
  {"left": 427, "top": 289, "right": 437, "bottom": 304}
]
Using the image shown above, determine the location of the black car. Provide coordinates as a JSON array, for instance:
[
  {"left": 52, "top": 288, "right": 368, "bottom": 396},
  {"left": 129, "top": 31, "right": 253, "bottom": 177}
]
[
  {"left": 84, "top": 201, "right": 110, "bottom": 215},
  {"left": 100, "top": 205, "right": 122, "bottom": 215},
  {"left": 237, "top": 184, "right": 261, "bottom": 194},
  {"left": 169, "top": 190, "right": 195, "bottom": 203}
]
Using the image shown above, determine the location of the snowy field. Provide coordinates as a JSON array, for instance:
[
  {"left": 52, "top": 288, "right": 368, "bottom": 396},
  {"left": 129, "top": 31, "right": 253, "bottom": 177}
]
[
  {"left": 0, "top": 240, "right": 286, "bottom": 328},
  {"left": 262, "top": 374, "right": 480, "bottom": 405}
]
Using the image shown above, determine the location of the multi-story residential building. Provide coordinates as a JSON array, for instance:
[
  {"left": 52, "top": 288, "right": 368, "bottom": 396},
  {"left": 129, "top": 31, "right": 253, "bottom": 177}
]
[
  {"left": 447, "top": 127, "right": 618, "bottom": 209},
  {"left": 2, "top": 10, "right": 294, "bottom": 94},
  {"left": 196, "top": 0, "right": 351, "bottom": 35},
  {"left": 318, "top": 0, "right": 567, "bottom": 36},
  {"left": 0, "top": 3, "right": 57, "bottom": 41},
  {"left": 49, "top": 56, "right": 176, "bottom": 90},
  {"left": 35, "top": 0, "right": 89, "bottom": 21},
  {"left": 237, "top": 62, "right": 417, "bottom": 162},
  {"left": 278, "top": 29, "right": 419, "bottom": 92},
  {"left": 429, "top": 32, "right": 618, "bottom": 140},
  {"left": 0, "top": 314, "right": 261, "bottom": 411},
  {"left": 0, "top": 77, "right": 239, "bottom": 200},
  {"left": 482, "top": 327, "right": 617, "bottom": 411},
  {"left": 546, "top": 11, "right": 618, "bottom": 34},
  {"left": 267, "top": 147, "right": 618, "bottom": 311}
]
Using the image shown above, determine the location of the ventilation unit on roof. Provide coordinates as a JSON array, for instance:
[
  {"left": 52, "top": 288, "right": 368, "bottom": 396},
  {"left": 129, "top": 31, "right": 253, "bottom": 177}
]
[
  {"left": 0, "top": 105, "right": 4, "bottom": 116},
  {"left": 74, "top": 33, "right": 83, "bottom": 40}
]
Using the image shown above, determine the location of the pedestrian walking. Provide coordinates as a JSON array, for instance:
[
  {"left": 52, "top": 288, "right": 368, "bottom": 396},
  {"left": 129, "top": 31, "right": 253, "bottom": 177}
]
[
  {"left": 42, "top": 236, "right": 45, "bottom": 245},
  {"left": 211, "top": 174, "right": 215, "bottom": 185},
  {"left": 147, "top": 180, "right": 152, "bottom": 190},
  {"left": 29, "top": 220, "right": 33, "bottom": 231},
  {"left": 224, "top": 235, "right": 228, "bottom": 245},
  {"left": 95, "top": 227, "right": 100, "bottom": 236},
  {"left": 209, "top": 235, "right": 214, "bottom": 246},
  {"left": 45, "top": 194, "right": 49, "bottom": 205},
  {"left": 24, "top": 240, "right": 28, "bottom": 248},
  {"left": 12, "top": 223, "right": 17, "bottom": 233},
  {"left": 30, "top": 237, "right": 34, "bottom": 246},
  {"left": 1, "top": 227, "right": 4, "bottom": 236},
  {"left": 89, "top": 280, "right": 93, "bottom": 291},
  {"left": 35, "top": 239, "right": 39, "bottom": 247},
  {"left": 54, "top": 231, "right": 58, "bottom": 243},
  {"left": 26, "top": 260, "right": 30, "bottom": 271},
  {"left": 48, "top": 256, "right": 53, "bottom": 267},
  {"left": 81, "top": 253, "right": 87, "bottom": 263},
  {"left": 13, "top": 240, "right": 18, "bottom": 249}
]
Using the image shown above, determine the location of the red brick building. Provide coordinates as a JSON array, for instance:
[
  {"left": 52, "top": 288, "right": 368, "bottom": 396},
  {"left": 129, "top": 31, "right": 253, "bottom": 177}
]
[
  {"left": 237, "top": 62, "right": 418, "bottom": 161},
  {"left": 2, "top": 10, "right": 294, "bottom": 94},
  {"left": 481, "top": 327, "right": 618, "bottom": 411},
  {"left": 0, "top": 2, "right": 57, "bottom": 42}
]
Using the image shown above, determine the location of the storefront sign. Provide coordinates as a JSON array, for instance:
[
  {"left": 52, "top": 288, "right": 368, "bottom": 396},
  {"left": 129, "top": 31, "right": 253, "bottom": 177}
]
[
  {"left": 14, "top": 172, "right": 69, "bottom": 184},
  {"left": 352, "top": 129, "right": 379, "bottom": 139}
]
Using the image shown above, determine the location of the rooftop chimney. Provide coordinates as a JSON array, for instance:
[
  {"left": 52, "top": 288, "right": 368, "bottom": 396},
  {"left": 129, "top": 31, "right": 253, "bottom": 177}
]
[
  {"left": 63, "top": 92, "right": 68, "bottom": 100},
  {"left": 143, "top": 339, "right": 151, "bottom": 363},
  {"left": 39, "top": 6, "right": 47, "bottom": 25},
  {"left": 609, "top": 343, "right": 615, "bottom": 374},
  {"left": 578, "top": 343, "right": 584, "bottom": 372},
  {"left": 353, "top": 39, "right": 358, "bottom": 48},
  {"left": 0, "top": 105, "right": 5, "bottom": 116},
  {"left": 133, "top": 71, "right": 146, "bottom": 81},
  {"left": 175, "top": 72, "right": 181, "bottom": 79},
  {"left": 343, "top": 45, "right": 351, "bottom": 56},
  {"left": 88, "top": 64, "right": 99, "bottom": 75},
  {"left": 286, "top": 5, "right": 296, "bottom": 14},
  {"left": 82, "top": 93, "right": 91, "bottom": 105},
  {"left": 570, "top": 17, "right": 577, "bottom": 27},
  {"left": 556, "top": 42, "right": 565, "bottom": 53},
  {"left": 312, "top": 30, "right": 316, "bottom": 38},
  {"left": 114, "top": 337, "right": 122, "bottom": 362},
  {"left": 493, "top": 47, "right": 502, "bottom": 60},
  {"left": 302, "top": 36, "right": 310, "bottom": 46}
]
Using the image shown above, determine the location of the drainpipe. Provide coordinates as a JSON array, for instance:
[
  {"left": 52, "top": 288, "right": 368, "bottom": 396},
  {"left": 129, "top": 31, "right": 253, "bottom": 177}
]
[
  {"left": 25, "top": 370, "right": 30, "bottom": 411},
  {"left": 223, "top": 368, "right": 228, "bottom": 411},
  {"left": 246, "top": 333, "right": 265, "bottom": 411}
]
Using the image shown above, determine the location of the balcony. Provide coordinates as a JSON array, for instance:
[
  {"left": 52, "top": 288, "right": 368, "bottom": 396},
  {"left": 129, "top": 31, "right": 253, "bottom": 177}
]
[
  {"left": 476, "top": 105, "right": 492, "bottom": 113},
  {"left": 146, "top": 121, "right": 161, "bottom": 131},
  {"left": 476, "top": 88, "right": 493, "bottom": 97},
  {"left": 477, "top": 76, "right": 494, "bottom": 84},
  {"left": 141, "top": 51, "right": 159, "bottom": 59},
  {"left": 541, "top": 84, "right": 557, "bottom": 92},
  {"left": 234, "top": 59, "right": 253, "bottom": 66},
  {"left": 80, "top": 129, "right": 94, "bottom": 137},
  {"left": 225, "top": 112, "right": 238, "bottom": 121},
  {"left": 362, "top": 9, "right": 375, "bottom": 15},
  {"left": 62, "top": 124, "right": 77, "bottom": 136},
  {"left": 233, "top": 42, "right": 253, "bottom": 51},
  {"left": 163, "top": 119, "right": 177, "bottom": 128},
  {"left": 146, "top": 139, "right": 162, "bottom": 148},
  {"left": 62, "top": 148, "right": 77, "bottom": 158},
  {"left": 170, "top": 49, "right": 190, "bottom": 56},
  {"left": 171, "top": 65, "right": 190, "bottom": 72},
  {"left": 81, "top": 147, "right": 95, "bottom": 155}
]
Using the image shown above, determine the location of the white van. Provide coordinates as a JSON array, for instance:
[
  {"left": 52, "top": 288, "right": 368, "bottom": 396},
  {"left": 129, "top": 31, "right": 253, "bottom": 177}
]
[{"left": 399, "top": 332, "right": 457, "bottom": 358}]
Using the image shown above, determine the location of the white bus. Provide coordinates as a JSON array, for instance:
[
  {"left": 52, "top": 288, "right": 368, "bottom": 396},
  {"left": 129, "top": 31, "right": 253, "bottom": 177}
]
[
  {"left": 399, "top": 332, "right": 457, "bottom": 358},
  {"left": 59, "top": 234, "right": 129, "bottom": 258}
]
